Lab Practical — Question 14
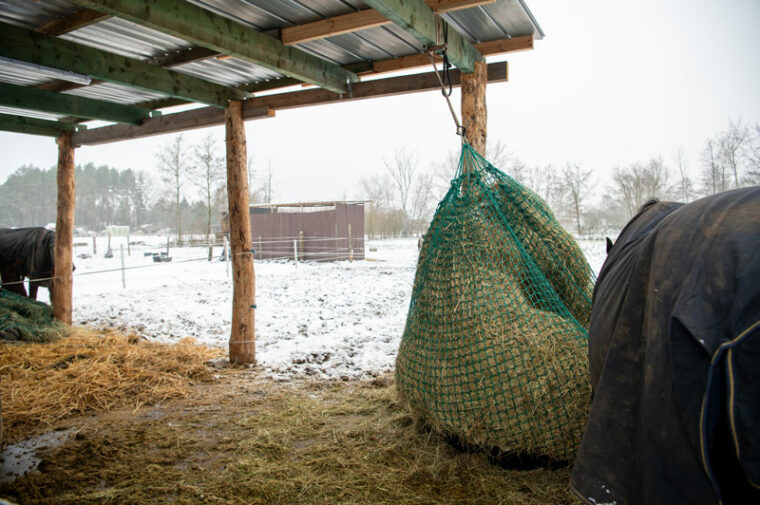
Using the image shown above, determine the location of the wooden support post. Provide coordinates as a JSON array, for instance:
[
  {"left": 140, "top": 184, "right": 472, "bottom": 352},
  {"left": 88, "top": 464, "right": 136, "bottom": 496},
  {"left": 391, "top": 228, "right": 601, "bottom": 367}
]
[
  {"left": 53, "top": 132, "right": 75, "bottom": 324},
  {"left": 461, "top": 61, "right": 488, "bottom": 157},
  {"left": 225, "top": 100, "right": 256, "bottom": 365}
]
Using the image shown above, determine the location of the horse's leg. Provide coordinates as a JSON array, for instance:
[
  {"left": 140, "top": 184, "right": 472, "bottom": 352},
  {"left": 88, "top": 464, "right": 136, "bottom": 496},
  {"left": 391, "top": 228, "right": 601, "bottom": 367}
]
[{"left": 29, "top": 281, "right": 39, "bottom": 300}]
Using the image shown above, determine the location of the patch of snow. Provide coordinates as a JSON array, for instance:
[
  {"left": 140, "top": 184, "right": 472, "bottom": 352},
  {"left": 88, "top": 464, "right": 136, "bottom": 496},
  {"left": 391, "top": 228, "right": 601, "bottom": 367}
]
[{"left": 43, "top": 236, "right": 607, "bottom": 380}]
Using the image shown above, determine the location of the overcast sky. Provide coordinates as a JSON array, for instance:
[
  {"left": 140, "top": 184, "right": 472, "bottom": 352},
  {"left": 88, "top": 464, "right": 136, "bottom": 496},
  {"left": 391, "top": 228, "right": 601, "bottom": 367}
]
[{"left": 1, "top": 0, "right": 758, "bottom": 202}]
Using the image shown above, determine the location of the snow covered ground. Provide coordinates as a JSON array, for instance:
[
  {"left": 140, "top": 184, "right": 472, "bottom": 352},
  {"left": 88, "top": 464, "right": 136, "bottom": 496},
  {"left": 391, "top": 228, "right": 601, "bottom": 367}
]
[{"left": 38, "top": 235, "right": 608, "bottom": 380}]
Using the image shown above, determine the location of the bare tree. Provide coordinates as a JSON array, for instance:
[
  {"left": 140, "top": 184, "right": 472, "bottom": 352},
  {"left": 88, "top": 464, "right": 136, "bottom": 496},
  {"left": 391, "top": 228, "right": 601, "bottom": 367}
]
[
  {"left": 745, "top": 122, "right": 760, "bottom": 184},
  {"left": 360, "top": 173, "right": 398, "bottom": 238},
  {"left": 717, "top": 118, "right": 749, "bottom": 189},
  {"left": 560, "top": 162, "right": 593, "bottom": 235},
  {"left": 192, "top": 133, "right": 225, "bottom": 241},
  {"left": 699, "top": 139, "right": 725, "bottom": 195},
  {"left": 156, "top": 134, "right": 188, "bottom": 241},
  {"left": 408, "top": 171, "right": 435, "bottom": 231},
  {"left": 611, "top": 157, "right": 671, "bottom": 218},
  {"left": 673, "top": 145, "right": 694, "bottom": 202},
  {"left": 263, "top": 161, "right": 274, "bottom": 203},
  {"left": 385, "top": 148, "right": 418, "bottom": 225},
  {"left": 383, "top": 148, "right": 437, "bottom": 234}
]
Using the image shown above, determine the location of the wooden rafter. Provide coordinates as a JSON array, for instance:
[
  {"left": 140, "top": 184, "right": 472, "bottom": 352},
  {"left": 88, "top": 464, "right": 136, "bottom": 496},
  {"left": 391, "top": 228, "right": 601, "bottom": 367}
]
[
  {"left": 201, "top": 35, "right": 529, "bottom": 100},
  {"left": 70, "top": 0, "right": 359, "bottom": 94},
  {"left": 71, "top": 106, "right": 274, "bottom": 146},
  {"left": 281, "top": 0, "right": 495, "bottom": 45},
  {"left": 245, "top": 62, "right": 504, "bottom": 110},
  {"left": 36, "top": 8, "right": 109, "bottom": 36},
  {"left": 145, "top": 46, "right": 219, "bottom": 68},
  {"left": 371, "top": 34, "right": 533, "bottom": 74},
  {"left": 0, "top": 113, "right": 81, "bottom": 137},
  {"left": 363, "top": 0, "right": 483, "bottom": 73},
  {"left": 72, "top": 62, "right": 507, "bottom": 145},
  {"left": 0, "top": 24, "right": 247, "bottom": 108},
  {"left": 0, "top": 82, "right": 155, "bottom": 125}
]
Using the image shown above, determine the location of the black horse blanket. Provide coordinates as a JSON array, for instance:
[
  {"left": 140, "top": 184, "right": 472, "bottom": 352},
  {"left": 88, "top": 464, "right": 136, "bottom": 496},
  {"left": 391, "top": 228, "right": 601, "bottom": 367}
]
[
  {"left": 570, "top": 188, "right": 760, "bottom": 505},
  {"left": 0, "top": 227, "right": 56, "bottom": 299}
]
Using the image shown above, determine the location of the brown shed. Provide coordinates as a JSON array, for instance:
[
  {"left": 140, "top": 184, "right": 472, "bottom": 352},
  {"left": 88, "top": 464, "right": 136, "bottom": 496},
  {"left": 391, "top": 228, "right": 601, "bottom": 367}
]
[{"left": 222, "top": 201, "right": 365, "bottom": 261}]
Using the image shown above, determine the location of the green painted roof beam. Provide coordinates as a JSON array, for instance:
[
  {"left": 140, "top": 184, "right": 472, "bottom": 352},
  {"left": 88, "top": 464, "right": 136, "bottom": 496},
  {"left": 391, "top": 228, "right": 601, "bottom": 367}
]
[
  {"left": 0, "top": 24, "right": 247, "bottom": 108},
  {"left": 71, "top": 0, "right": 359, "bottom": 94},
  {"left": 363, "top": 0, "right": 482, "bottom": 73},
  {"left": 0, "top": 82, "right": 155, "bottom": 125},
  {"left": 0, "top": 113, "right": 82, "bottom": 137}
]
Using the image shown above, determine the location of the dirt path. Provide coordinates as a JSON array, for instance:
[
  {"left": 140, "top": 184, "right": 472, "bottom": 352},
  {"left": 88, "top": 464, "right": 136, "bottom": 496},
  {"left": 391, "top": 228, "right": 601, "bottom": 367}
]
[{"left": 0, "top": 371, "right": 575, "bottom": 505}]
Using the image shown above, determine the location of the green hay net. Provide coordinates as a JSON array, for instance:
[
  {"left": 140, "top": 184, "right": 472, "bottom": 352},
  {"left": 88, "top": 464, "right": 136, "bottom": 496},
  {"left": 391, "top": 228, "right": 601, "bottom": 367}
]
[
  {"left": 396, "top": 143, "right": 594, "bottom": 461},
  {"left": 0, "top": 289, "right": 69, "bottom": 343}
]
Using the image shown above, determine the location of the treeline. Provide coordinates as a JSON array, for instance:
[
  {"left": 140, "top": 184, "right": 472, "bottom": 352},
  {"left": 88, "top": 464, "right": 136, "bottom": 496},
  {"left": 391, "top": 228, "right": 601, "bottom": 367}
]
[
  {"left": 0, "top": 162, "right": 218, "bottom": 233},
  {"left": 0, "top": 133, "right": 276, "bottom": 237},
  {"left": 361, "top": 119, "right": 760, "bottom": 238}
]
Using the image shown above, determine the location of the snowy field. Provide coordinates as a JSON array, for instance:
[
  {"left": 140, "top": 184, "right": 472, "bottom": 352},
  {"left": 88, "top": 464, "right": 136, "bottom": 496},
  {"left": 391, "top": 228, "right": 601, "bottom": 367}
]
[{"left": 38, "top": 236, "right": 608, "bottom": 380}]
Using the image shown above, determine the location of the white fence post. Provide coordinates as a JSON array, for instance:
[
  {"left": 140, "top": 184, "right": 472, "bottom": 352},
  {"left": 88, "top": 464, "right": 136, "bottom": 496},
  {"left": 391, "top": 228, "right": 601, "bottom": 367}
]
[
  {"left": 224, "top": 236, "right": 230, "bottom": 279},
  {"left": 120, "top": 244, "right": 126, "bottom": 288},
  {"left": 293, "top": 239, "right": 298, "bottom": 268}
]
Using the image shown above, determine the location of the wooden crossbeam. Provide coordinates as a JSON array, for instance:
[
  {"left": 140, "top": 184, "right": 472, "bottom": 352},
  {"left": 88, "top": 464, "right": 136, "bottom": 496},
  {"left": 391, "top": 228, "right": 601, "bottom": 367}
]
[
  {"left": 205, "top": 35, "right": 528, "bottom": 100},
  {"left": 363, "top": 0, "right": 483, "bottom": 73},
  {"left": 281, "top": 0, "right": 495, "bottom": 45},
  {"left": 0, "top": 24, "right": 246, "bottom": 108},
  {"left": 71, "top": 0, "right": 359, "bottom": 94},
  {"left": 0, "top": 82, "right": 154, "bottom": 125},
  {"left": 245, "top": 62, "right": 505, "bottom": 110},
  {"left": 372, "top": 34, "right": 533, "bottom": 74},
  {"left": 145, "top": 46, "right": 219, "bottom": 68},
  {"left": 0, "top": 113, "right": 81, "bottom": 137},
  {"left": 72, "top": 62, "right": 506, "bottom": 145},
  {"left": 71, "top": 106, "right": 273, "bottom": 146},
  {"left": 36, "top": 8, "right": 109, "bottom": 36}
]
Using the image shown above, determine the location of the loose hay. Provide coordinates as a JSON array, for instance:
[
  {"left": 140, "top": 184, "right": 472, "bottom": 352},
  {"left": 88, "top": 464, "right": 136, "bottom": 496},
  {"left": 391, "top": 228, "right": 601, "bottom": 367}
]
[
  {"left": 0, "top": 374, "right": 576, "bottom": 505},
  {"left": 0, "top": 327, "right": 221, "bottom": 443},
  {"left": 396, "top": 144, "right": 593, "bottom": 461}
]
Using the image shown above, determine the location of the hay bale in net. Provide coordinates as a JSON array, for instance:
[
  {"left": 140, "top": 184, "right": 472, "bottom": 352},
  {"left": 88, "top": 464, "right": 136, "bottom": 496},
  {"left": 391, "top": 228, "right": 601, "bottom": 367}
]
[
  {"left": 0, "top": 289, "right": 70, "bottom": 343},
  {"left": 396, "top": 144, "right": 593, "bottom": 461}
]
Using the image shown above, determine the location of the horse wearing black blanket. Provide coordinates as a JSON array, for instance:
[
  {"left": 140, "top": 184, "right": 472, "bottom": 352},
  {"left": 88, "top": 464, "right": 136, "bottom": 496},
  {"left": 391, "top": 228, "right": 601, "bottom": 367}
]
[
  {"left": 0, "top": 227, "right": 57, "bottom": 300},
  {"left": 570, "top": 187, "right": 760, "bottom": 505}
]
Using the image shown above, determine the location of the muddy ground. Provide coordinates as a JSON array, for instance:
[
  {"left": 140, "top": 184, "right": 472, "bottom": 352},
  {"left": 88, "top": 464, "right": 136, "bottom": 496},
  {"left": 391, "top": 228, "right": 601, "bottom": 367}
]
[{"left": 1, "top": 371, "right": 575, "bottom": 505}]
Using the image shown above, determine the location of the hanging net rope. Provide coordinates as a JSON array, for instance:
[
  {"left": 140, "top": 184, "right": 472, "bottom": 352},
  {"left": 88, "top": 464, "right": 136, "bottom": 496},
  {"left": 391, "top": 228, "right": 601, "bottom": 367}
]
[
  {"left": 396, "top": 143, "right": 594, "bottom": 461},
  {"left": 0, "top": 289, "right": 70, "bottom": 342}
]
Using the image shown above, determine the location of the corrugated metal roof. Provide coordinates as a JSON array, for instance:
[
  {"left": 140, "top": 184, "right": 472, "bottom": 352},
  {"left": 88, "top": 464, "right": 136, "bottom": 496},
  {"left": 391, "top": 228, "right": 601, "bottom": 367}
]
[
  {"left": 63, "top": 82, "right": 167, "bottom": 105},
  {"left": 174, "top": 58, "right": 284, "bottom": 87},
  {"left": 0, "top": 59, "right": 57, "bottom": 86},
  {"left": 61, "top": 16, "right": 191, "bottom": 60},
  {"left": 0, "top": 0, "right": 77, "bottom": 30},
  {"left": 0, "top": 106, "right": 64, "bottom": 121},
  {"left": 0, "top": 0, "right": 543, "bottom": 128}
]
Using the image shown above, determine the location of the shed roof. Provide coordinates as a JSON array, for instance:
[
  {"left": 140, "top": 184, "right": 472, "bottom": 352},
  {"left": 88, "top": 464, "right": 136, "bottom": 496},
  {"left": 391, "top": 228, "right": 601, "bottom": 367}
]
[{"left": 0, "top": 0, "right": 543, "bottom": 144}]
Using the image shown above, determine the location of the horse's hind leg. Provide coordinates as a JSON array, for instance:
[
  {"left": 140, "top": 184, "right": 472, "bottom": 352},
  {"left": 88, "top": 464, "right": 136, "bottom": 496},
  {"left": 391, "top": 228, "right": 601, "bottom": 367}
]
[{"left": 28, "top": 281, "right": 39, "bottom": 300}]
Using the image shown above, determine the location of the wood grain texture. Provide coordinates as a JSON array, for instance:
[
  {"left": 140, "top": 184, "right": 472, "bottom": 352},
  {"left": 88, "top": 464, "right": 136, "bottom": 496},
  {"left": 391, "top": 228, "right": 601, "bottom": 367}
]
[
  {"left": 225, "top": 101, "right": 256, "bottom": 365},
  {"left": 53, "top": 133, "right": 76, "bottom": 325},
  {"left": 461, "top": 61, "right": 487, "bottom": 156}
]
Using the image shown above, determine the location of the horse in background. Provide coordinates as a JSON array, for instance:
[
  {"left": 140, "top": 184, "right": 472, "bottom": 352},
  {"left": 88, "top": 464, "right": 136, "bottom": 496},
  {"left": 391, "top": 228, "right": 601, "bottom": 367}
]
[{"left": 0, "top": 227, "right": 58, "bottom": 300}]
